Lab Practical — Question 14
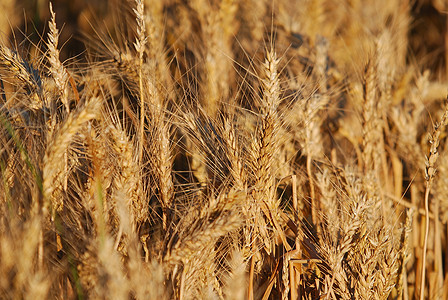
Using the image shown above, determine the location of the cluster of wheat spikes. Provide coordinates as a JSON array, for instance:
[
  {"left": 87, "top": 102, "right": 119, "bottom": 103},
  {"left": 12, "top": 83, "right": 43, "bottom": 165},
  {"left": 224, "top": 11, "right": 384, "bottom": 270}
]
[{"left": 0, "top": 0, "right": 448, "bottom": 299}]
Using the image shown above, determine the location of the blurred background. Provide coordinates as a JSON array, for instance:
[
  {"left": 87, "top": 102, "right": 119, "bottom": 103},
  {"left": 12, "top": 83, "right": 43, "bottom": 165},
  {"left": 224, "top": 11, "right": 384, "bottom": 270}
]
[
  {"left": 0, "top": 0, "right": 118, "bottom": 62},
  {"left": 0, "top": 0, "right": 447, "bottom": 76}
]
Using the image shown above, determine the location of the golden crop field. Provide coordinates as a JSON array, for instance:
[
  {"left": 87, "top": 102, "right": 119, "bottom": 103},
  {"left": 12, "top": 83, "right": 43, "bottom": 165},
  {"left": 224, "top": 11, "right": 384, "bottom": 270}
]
[{"left": 0, "top": 0, "right": 447, "bottom": 299}]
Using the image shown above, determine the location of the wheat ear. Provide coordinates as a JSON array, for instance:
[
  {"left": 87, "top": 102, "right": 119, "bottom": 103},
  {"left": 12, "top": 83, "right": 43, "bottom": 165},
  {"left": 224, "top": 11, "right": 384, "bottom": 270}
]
[
  {"left": 0, "top": 46, "right": 44, "bottom": 110},
  {"left": 47, "top": 2, "right": 70, "bottom": 113},
  {"left": 250, "top": 47, "right": 290, "bottom": 254},
  {"left": 134, "top": 0, "right": 147, "bottom": 164},
  {"left": 43, "top": 97, "right": 101, "bottom": 215}
]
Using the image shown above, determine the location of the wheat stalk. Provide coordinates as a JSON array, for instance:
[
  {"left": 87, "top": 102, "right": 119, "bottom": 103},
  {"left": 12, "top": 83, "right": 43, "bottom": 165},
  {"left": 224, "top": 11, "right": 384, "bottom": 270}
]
[{"left": 420, "top": 99, "right": 448, "bottom": 300}]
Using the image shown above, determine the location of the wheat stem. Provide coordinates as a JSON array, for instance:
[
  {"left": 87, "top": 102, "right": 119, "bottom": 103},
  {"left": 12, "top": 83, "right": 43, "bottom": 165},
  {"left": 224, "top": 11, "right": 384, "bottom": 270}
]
[{"left": 421, "top": 100, "right": 448, "bottom": 300}]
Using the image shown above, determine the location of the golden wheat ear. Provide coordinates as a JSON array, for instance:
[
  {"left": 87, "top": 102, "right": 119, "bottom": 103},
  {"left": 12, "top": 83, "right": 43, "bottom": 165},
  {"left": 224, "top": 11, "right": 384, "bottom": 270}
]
[{"left": 43, "top": 97, "right": 101, "bottom": 216}]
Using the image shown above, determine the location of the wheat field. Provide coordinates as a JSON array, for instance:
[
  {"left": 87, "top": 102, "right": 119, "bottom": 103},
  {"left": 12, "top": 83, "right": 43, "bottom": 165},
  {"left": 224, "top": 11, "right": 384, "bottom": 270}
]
[{"left": 0, "top": 0, "right": 447, "bottom": 299}]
